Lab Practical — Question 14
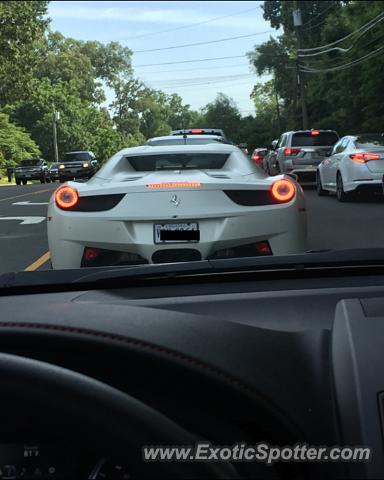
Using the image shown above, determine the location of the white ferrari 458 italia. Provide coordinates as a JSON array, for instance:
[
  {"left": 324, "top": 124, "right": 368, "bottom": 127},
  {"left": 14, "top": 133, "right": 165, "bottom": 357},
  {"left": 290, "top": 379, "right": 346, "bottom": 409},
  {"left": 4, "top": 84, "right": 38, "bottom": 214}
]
[{"left": 47, "top": 143, "right": 307, "bottom": 269}]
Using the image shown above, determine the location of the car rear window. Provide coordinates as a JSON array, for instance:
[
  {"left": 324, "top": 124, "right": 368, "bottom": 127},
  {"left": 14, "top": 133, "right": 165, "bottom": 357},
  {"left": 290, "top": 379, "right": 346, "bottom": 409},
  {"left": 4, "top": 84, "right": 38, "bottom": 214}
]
[
  {"left": 171, "top": 129, "right": 225, "bottom": 137},
  {"left": 355, "top": 134, "right": 384, "bottom": 148},
  {"left": 63, "top": 153, "right": 91, "bottom": 162},
  {"left": 20, "top": 159, "right": 41, "bottom": 166},
  {"left": 291, "top": 132, "right": 339, "bottom": 147},
  {"left": 127, "top": 153, "right": 229, "bottom": 171},
  {"left": 147, "top": 138, "right": 225, "bottom": 146}
]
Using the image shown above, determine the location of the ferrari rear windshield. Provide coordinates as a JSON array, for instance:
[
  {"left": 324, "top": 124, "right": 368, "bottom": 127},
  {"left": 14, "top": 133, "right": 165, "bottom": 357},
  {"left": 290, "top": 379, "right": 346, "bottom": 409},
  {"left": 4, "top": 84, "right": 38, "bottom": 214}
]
[
  {"left": 127, "top": 153, "right": 229, "bottom": 171},
  {"left": 291, "top": 132, "right": 339, "bottom": 147}
]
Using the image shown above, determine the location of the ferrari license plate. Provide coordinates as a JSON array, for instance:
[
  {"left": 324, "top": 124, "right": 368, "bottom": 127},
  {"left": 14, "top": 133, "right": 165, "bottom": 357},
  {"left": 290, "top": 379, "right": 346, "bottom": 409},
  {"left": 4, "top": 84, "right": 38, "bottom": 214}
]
[{"left": 154, "top": 223, "right": 200, "bottom": 243}]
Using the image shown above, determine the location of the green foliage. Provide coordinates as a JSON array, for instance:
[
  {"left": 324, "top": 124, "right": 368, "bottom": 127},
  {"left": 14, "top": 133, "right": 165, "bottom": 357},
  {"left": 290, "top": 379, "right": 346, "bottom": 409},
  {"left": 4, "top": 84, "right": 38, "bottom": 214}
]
[
  {"left": 35, "top": 31, "right": 133, "bottom": 103},
  {"left": 199, "top": 93, "right": 242, "bottom": 143},
  {"left": 6, "top": 79, "right": 125, "bottom": 163},
  {"left": 0, "top": 113, "right": 40, "bottom": 171},
  {"left": 111, "top": 80, "right": 199, "bottom": 139},
  {"left": 248, "top": 0, "right": 383, "bottom": 137},
  {"left": 0, "top": 1, "right": 49, "bottom": 106}
]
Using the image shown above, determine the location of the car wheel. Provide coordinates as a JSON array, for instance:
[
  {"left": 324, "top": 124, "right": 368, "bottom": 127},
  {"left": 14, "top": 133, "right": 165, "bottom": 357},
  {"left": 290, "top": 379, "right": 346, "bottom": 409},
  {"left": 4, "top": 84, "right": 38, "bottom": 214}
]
[
  {"left": 22, "top": 179, "right": 27, "bottom": 185},
  {"left": 15, "top": 179, "right": 21, "bottom": 186},
  {"left": 40, "top": 177, "right": 46, "bottom": 184},
  {"left": 336, "top": 173, "right": 352, "bottom": 202},
  {"left": 316, "top": 171, "right": 328, "bottom": 196},
  {"left": 45, "top": 177, "right": 51, "bottom": 183}
]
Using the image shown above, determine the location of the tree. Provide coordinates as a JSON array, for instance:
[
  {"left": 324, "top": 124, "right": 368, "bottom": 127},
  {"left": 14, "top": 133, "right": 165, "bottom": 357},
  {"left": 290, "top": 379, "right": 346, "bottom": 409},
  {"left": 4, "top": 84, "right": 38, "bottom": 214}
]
[
  {"left": 0, "top": 1, "right": 49, "bottom": 106},
  {"left": 6, "top": 79, "right": 127, "bottom": 163},
  {"left": 0, "top": 113, "right": 40, "bottom": 173},
  {"left": 200, "top": 93, "right": 242, "bottom": 143},
  {"left": 35, "top": 31, "right": 133, "bottom": 103}
]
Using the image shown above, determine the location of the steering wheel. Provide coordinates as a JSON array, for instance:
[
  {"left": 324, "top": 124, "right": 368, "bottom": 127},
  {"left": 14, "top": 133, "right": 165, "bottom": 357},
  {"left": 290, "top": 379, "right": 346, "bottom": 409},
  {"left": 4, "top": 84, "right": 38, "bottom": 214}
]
[{"left": 0, "top": 353, "right": 238, "bottom": 479}]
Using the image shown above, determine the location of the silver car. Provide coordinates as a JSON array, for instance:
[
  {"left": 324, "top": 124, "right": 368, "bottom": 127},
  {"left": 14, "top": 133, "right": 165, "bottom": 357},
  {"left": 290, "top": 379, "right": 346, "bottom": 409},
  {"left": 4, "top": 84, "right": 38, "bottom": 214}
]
[
  {"left": 266, "top": 130, "right": 339, "bottom": 184},
  {"left": 317, "top": 133, "right": 384, "bottom": 201}
]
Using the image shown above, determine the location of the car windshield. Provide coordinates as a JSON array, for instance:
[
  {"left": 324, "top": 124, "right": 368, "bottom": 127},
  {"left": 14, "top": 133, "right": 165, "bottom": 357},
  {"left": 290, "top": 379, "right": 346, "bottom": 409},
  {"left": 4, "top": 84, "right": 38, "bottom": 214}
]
[
  {"left": 291, "top": 132, "right": 339, "bottom": 147},
  {"left": 63, "top": 153, "right": 90, "bottom": 162},
  {"left": 19, "top": 160, "right": 41, "bottom": 167},
  {"left": 128, "top": 153, "right": 229, "bottom": 171},
  {"left": 0, "top": 0, "right": 383, "bottom": 276},
  {"left": 147, "top": 138, "right": 225, "bottom": 146}
]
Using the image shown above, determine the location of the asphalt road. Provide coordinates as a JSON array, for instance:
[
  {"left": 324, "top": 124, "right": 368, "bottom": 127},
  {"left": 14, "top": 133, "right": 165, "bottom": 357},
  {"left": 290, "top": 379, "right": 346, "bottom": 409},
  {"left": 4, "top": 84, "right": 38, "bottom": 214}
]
[{"left": 0, "top": 182, "right": 383, "bottom": 274}]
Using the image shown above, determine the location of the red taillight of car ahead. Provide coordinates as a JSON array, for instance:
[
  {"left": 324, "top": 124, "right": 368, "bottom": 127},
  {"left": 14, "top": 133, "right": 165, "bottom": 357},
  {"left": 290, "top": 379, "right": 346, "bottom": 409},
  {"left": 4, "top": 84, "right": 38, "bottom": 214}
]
[
  {"left": 349, "top": 153, "right": 381, "bottom": 163},
  {"left": 310, "top": 130, "right": 320, "bottom": 135},
  {"left": 84, "top": 247, "right": 101, "bottom": 262},
  {"left": 55, "top": 186, "right": 79, "bottom": 209},
  {"left": 271, "top": 179, "right": 296, "bottom": 202},
  {"left": 191, "top": 129, "right": 203, "bottom": 134},
  {"left": 252, "top": 154, "right": 263, "bottom": 163},
  {"left": 283, "top": 148, "right": 301, "bottom": 156}
]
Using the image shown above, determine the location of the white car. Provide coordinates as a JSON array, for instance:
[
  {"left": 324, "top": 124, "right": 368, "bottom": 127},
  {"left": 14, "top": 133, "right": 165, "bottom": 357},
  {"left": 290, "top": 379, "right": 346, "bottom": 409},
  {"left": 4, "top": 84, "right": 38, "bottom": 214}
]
[
  {"left": 316, "top": 133, "right": 384, "bottom": 201},
  {"left": 47, "top": 144, "right": 307, "bottom": 269}
]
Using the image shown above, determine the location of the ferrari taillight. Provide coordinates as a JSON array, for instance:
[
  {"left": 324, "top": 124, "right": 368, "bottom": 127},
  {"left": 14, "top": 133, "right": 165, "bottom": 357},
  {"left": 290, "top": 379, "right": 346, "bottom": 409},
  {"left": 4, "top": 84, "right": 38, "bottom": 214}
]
[
  {"left": 271, "top": 179, "right": 296, "bottom": 202},
  {"left": 55, "top": 186, "right": 79, "bottom": 209}
]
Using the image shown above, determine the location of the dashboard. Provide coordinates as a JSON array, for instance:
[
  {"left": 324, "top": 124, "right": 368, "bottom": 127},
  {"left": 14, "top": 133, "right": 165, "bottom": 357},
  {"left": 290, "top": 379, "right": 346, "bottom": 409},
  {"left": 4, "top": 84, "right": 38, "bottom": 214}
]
[
  {"left": 0, "top": 445, "right": 131, "bottom": 479},
  {"left": 1, "top": 271, "right": 384, "bottom": 478}
]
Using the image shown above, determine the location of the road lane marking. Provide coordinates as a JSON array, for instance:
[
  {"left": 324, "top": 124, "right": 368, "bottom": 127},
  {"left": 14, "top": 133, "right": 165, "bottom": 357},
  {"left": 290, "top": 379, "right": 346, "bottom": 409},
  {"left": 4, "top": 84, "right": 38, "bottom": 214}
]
[
  {"left": 0, "top": 216, "right": 46, "bottom": 224},
  {"left": 25, "top": 251, "right": 51, "bottom": 271},
  {"left": 13, "top": 201, "right": 48, "bottom": 205},
  {"left": 0, "top": 188, "right": 53, "bottom": 203}
]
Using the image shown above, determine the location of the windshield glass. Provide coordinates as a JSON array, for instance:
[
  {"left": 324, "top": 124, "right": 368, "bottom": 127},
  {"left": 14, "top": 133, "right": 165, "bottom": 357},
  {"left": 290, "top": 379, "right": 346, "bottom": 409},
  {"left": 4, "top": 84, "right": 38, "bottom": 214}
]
[
  {"left": 63, "top": 153, "right": 91, "bottom": 162},
  {"left": 19, "top": 159, "right": 41, "bottom": 167},
  {"left": 147, "top": 138, "right": 225, "bottom": 146},
  {"left": 0, "top": 0, "right": 383, "bottom": 276},
  {"left": 291, "top": 132, "right": 339, "bottom": 147},
  {"left": 128, "top": 153, "right": 229, "bottom": 171}
]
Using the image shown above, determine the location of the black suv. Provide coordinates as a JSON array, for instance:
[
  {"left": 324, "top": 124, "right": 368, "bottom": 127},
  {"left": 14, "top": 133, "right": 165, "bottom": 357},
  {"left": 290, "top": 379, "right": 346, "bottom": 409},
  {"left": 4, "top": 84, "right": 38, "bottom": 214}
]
[
  {"left": 14, "top": 158, "right": 49, "bottom": 185},
  {"left": 58, "top": 151, "right": 99, "bottom": 183}
]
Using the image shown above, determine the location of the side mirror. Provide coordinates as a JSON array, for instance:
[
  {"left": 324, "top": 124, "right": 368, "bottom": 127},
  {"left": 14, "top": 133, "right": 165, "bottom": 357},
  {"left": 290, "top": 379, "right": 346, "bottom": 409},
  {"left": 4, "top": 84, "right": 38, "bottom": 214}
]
[
  {"left": 238, "top": 143, "right": 247, "bottom": 149},
  {"left": 270, "top": 140, "right": 278, "bottom": 150}
]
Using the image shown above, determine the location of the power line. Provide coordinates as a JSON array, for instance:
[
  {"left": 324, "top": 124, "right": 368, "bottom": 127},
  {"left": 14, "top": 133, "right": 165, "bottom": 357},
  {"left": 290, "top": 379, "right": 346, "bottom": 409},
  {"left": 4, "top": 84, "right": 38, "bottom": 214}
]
[
  {"left": 300, "top": 44, "right": 384, "bottom": 73},
  {"left": 139, "top": 63, "right": 251, "bottom": 75},
  {"left": 124, "top": 5, "right": 261, "bottom": 40},
  {"left": 299, "top": 30, "right": 384, "bottom": 68},
  {"left": 134, "top": 54, "right": 246, "bottom": 67},
  {"left": 159, "top": 79, "right": 255, "bottom": 89},
  {"left": 146, "top": 73, "right": 255, "bottom": 87},
  {"left": 299, "top": 13, "right": 384, "bottom": 57},
  {"left": 298, "top": 10, "right": 384, "bottom": 53},
  {"left": 301, "top": 2, "right": 336, "bottom": 28},
  {"left": 301, "top": 16, "right": 328, "bottom": 32},
  {"left": 132, "top": 30, "right": 273, "bottom": 53}
]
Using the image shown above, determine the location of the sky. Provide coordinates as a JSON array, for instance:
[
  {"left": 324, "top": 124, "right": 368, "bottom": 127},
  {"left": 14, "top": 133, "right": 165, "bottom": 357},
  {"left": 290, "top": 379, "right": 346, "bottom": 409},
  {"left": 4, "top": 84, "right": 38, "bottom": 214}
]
[{"left": 48, "top": 1, "right": 279, "bottom": 116}]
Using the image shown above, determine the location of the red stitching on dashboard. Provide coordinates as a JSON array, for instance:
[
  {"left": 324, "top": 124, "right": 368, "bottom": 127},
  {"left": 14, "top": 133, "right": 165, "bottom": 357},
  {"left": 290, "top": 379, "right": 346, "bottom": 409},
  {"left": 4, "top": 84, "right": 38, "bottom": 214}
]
[{"left": 0, "top": 322, "right": 251, "bottom": 394}]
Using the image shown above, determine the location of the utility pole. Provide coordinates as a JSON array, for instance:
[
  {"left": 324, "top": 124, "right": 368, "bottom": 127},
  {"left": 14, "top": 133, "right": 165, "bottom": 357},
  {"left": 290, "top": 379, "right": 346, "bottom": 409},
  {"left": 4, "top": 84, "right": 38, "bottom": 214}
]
[
  {"left": 273, "top": 75, "right": 282, "bottom": 132},
  {"left": 52, "top": 106, "right": 60, "bottom": 163},
  {"left": 293, "top": 1, "right": 308, "bottom": 130}
]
